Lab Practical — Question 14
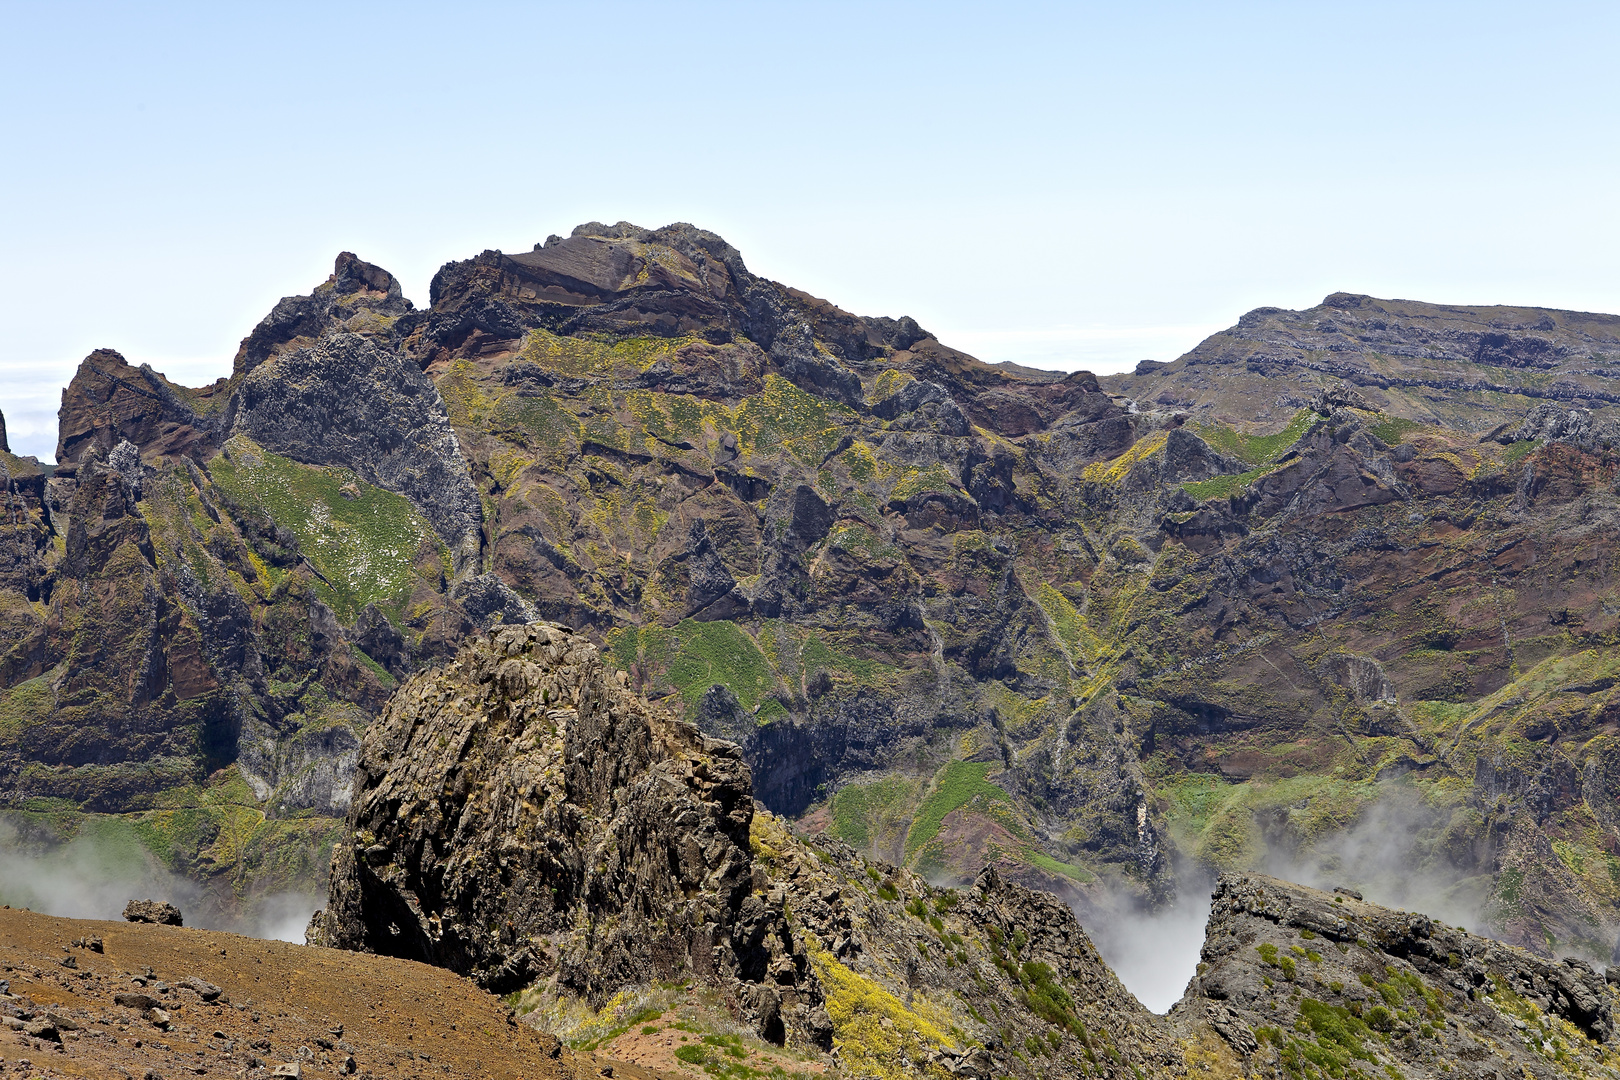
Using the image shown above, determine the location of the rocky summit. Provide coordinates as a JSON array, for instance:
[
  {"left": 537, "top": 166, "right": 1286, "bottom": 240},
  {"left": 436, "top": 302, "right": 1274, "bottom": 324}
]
[{"left": 4, "top": 221, "right": 1620, "bottom": 1075}]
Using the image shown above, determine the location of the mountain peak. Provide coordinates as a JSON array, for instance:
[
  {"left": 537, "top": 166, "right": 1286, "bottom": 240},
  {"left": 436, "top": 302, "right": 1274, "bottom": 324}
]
[{"left": 329, "top": 251, "right": 403, "bottom": 299}]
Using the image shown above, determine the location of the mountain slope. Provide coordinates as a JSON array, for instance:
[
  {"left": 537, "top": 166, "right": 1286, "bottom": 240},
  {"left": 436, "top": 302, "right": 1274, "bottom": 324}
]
[
  {"left": 4, "top": 226, "right": 1620, "bottom": 972},
  {"left": 1100, "top": 292, "right": 1620, "bottom": 431},
  {"left": 307, "top": 618, "right": 1620, "bottom": 1080},
  {"left": 0, "top": 903, "right": 610, "bottom": 1080}
]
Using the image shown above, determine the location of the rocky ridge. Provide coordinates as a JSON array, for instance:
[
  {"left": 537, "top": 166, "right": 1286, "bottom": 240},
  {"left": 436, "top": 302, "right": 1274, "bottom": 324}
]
[
  {"left": 5, "top": 225, "right": 1620, "bottom": 966},
  {"left": 1101, "top": 293, "right": 1620, "bottom": 432},
  {"left": 1187, "top": 872, "right": 1620, "bottom": 1080},
  {"left": 312, "top": 621, "right": 1620, "bottom": 1080}
]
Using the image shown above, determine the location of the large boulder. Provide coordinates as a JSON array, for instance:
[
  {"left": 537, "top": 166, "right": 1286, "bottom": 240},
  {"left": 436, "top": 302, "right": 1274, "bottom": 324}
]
[
  {"left": 123, "top": 899, "right": 183, "bottom": 926},
  {"left": 310, "top": 622, "right": 822, "bottom": 1043}
]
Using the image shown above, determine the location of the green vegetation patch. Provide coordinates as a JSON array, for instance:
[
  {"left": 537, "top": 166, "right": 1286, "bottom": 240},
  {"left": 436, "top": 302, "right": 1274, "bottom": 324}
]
[
  {"left": 1020, "top": 960, "right": 1085, "bottom": 1035},
  {"left": 810, "top": 946, "right": 956, "bottom": 1080},
  {"left": 609, "top": 619, "right": 779, "bottom": 713},
  {"left": 493, "top": 391, "right": 582, "bottom": 454},
  {"left": 905, "top": 761, "right": 1012, "bottom": 855},
  {"left": 628, "top": 390, "right": 706, "bottom": 448},
  {"left": 519, "top": 329, "right": 696, "bottom": 378},
  {"left": 826, "top": 523, "right": 900, "bottom": 562},
  {"left": 1368, "top": 416, "right": 1424, "bottom": 445},
  {"left": 836, "top": 441, "right": 885, "bottom": 483},
  {"left": 830, "top": 776, "right": 921, "bottom": 850},
  {"left": 210, "top": 438, "right": 442, "bottom": 621},
  {"left": 1503, "top": 439, "right": 1541, "bottom": 464},
  {"left": 1034, "top": 584, "right": 1095, "bottom": 666},
  {"left": 889, "top": 462, "right": 963, "bottom": 503},
  {"left": 733, "top": 375, "right": 856, "bottom": 466},
  {"left": 801, "top": 633, "right": 890, "bottom": 684},
  {"left": 1407, "top": 699, "right": 1476, "bottom": 735},
  {"left": 667, "top": 1029, "right": 806, "bottom": 1080},
  {"left": 1194, "top": 409, "right": 1313, "bottom": 465},
  {"left": 1256, "top": 1000, "right": 1379, "bottom": 1080},
  {"left": 0, "top": 668, "right": 58, "bottom": 744},
  {"left": 1083, "top": 431, "right": 1170, "bottom": 485},
  {"left": 1026, "top": 850, "right": 1095, "bottom": 883},
  {"left": 1157, "top": 772, "right": 1377, "bottom": 872},
  {"left": 1159, "top": 773, "right": 1236, "bottom": 836},
  {"left": 1181, "top": 464, "right": 1281, "bottom": 502}
]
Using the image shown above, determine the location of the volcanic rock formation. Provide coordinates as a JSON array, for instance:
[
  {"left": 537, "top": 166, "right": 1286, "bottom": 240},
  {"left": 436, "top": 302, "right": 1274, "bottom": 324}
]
[
  {"left": 1101, "top": 293, "right": 1620, "bottom": 431},
  {"left": 1187, "top": 873, "right": 1620, "bottom": 1079},
  {"left": 310, "top": 622, "right": 1620, "bottom": 1080},
  {"left": 310, "top": 621, "right": 825, "bottom": 1046},
  {"left": 5, "top": 223, "right": 1620, "bottom": 966}
]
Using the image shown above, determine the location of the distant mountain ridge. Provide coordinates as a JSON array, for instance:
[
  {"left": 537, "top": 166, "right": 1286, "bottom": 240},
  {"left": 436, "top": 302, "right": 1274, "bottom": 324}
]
[
  {"left": 1, "top": 224, "right": 1620, "bottom": 998},
  {"left": 1100, "top": 292, "right": 1620, "bottom": 431}
]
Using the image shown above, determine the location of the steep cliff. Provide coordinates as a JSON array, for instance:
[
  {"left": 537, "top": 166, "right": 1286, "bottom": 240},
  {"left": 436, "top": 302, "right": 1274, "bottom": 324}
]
[{"left": 6, "top": 228, "right": 1620, "bottom": 969}]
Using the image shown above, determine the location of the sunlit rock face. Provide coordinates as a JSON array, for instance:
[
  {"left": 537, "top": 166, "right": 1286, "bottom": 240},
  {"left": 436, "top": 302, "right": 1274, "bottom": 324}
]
[
  {"left": 6, "top": 227, "right": 1620, "bottom": 979},
  {"left": 312, "top": 630, "right": 1620, "bottom": 1079}
]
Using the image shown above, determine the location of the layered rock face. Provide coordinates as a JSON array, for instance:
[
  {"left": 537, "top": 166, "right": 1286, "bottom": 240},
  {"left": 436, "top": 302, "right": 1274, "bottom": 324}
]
[
  {"left": 1103, "top": 293, "right": 1620, "bottom": 431},
  {"left": 1190, "top": 874, "right": 1620, "bottom": 1079},
  {"left": 7, "top": 225, "right": 1620, "bottom": 964},
  {"left": 311, "top": 622, "right": 816, "bottom": 1041}
]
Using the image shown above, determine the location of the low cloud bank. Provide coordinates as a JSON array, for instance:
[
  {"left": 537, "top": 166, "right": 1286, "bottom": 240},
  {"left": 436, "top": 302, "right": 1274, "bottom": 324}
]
[
  {"left": 1264, "top": 789, "right": 1492, "bottom": 939},
  {"left": 0, "top": 821, "right": 321, "bottom": 943},
  {"left": 1076, "top": 784, "right": 1502, "bottom": 1013}
]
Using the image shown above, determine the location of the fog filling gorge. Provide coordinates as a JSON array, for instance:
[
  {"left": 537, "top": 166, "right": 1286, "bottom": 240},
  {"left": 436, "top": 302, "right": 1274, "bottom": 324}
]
[
  {"left": 1075, "top": 786, "right": 1516, "bottom": 1013},
  {"left": 0, "top": 822, "right": 321, "bottom": 943},
  {"left": 1081, "top": 888, "right": 1214, "bottom": 1013},
  {"left": 0, "top": 785, "right": 1582, "bottom": 996}
]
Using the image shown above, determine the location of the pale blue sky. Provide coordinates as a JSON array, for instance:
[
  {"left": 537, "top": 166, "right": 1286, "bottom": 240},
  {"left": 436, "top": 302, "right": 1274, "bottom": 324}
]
[{"left": 2, "top": 1, "right": 1617, "bottom": 459}]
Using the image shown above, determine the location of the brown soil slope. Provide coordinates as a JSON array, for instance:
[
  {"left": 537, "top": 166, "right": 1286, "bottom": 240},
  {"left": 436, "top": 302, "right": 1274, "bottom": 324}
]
[{"left": 0, "top": 907, "right": 670, "bottom": 1080}]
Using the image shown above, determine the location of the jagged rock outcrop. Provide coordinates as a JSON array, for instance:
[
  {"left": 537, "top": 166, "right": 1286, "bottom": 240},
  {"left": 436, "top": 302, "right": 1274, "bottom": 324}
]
[
  {"left": 232, "top": 329, "right": 482, "bottom": 567},
  {"left": 1186, "top": 874, "right": 1620, "bottom": 1078},
  {"left": 56, "top": 348, "right": 229, "bottom": 466},
  {"left": 1489, "top": 402, "right": 1620, "bottom": 450},
  {"left": 232, "top": 250, "right": 415, "bottom": 378},
  {"left": 309, "top": 622, "right": 826, "bottom": 1044}
]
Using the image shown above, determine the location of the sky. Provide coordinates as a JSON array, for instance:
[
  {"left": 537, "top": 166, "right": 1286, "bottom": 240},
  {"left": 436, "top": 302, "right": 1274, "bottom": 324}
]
[{"left": 2, "top": 1, "right": 1617, "bottom": 461}]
